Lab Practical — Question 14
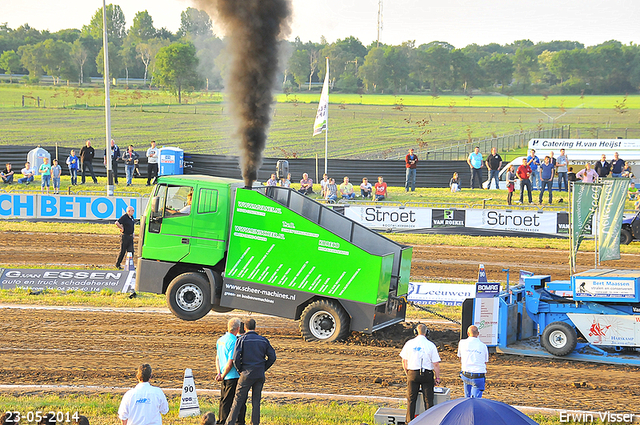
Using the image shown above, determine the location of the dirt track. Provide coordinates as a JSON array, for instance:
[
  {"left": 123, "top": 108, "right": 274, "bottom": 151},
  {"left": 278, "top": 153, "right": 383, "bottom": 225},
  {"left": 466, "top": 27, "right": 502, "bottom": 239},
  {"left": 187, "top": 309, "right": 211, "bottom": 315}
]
[{"left": 0, "top": 230, "right": 639, "bottom": 413}]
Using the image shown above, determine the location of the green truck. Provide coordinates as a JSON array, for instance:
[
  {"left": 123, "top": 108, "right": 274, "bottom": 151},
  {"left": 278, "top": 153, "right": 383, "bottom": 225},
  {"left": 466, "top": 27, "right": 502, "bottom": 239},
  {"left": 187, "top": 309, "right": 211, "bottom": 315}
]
[{"left": 136, "top": 175, "right": 412, "bottom": 342}]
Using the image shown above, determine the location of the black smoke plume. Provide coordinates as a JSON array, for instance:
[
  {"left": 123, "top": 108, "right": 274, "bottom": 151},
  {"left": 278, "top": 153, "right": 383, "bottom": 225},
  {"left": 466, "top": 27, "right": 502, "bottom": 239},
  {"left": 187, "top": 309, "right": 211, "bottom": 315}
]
[{"left": 197, "top": 0, "right": 292, "bottom": 186}]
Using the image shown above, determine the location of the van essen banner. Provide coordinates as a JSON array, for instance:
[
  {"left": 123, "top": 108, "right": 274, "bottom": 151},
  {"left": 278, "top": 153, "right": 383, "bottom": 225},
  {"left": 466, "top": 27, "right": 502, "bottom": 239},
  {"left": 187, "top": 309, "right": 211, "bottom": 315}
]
[{"left": 344, "top": 206, "right": 576, "bottom": 237}]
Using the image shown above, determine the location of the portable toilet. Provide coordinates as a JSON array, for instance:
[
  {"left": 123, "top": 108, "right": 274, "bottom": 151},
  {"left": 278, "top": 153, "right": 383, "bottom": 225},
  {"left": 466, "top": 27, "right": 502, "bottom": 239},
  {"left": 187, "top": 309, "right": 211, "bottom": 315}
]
[
  {"left": 158, "top": 147, "right": 184, "bottom": 176},
  {"left": 27, "top": 147, "right": 51, "bottom": 175}
]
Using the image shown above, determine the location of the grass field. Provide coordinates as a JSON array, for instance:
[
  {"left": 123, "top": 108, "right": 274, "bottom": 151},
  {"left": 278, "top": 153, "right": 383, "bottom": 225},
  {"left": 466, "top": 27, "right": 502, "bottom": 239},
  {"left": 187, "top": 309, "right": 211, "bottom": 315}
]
[{"left": 0, "top": 86, "right": 639, "bottom": 159}]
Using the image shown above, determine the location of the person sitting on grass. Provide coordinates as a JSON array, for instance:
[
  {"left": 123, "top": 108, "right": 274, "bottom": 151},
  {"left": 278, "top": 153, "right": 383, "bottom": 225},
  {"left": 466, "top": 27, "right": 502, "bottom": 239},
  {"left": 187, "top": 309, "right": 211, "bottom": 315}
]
[
  {"left": 450, "top": 172, "right": 461, "bottom": 192},
  {"left": 18, "top": 162, "right": 35, "bottom": 185},
  {"left": 298, "top": 173, "right": 313, "bottom": 195},
  {"left": 324, "top": 178, "right": 338, "bottom": 203},
  {"left": 374, "top": 176, "right": 387, "bottom": 201},
  {"left": 1, "top": 163, "right": 14, "bottom": 184},
  {"left": 360, "top": 177, "right": 372, "bottom": 198},
  {"left": 266, "top": 173, "right": 278, "bottom": 186},
  {"left": 629, "top": 182, "right": 638, "bottom": 201},
  {"left": 340, "top": 176, "right": 355, "bottom": 200}
]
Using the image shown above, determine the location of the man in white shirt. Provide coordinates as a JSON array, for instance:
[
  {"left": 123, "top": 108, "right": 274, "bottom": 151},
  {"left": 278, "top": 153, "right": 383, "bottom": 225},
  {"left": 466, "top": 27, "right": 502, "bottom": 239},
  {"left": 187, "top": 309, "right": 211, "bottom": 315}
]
[
  {"left": 457, "top": 325, "right": 489, "bottom": 398},
  {"left": 118, "top": 364, "right": 169, "bottom": 425},
  {"left": 146, "top": 141, "right": 159, "bottom": 186},
  {"left": 400, "top": 324, "right": 441, "bottom": 423}
]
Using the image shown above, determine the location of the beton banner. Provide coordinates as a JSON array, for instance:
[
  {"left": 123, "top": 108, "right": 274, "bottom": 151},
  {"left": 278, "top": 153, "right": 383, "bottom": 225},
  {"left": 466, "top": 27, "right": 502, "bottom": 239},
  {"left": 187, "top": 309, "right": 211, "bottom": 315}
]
[
  {"left": 0, "top": 194, "right": 147, "bottom": 220},
  {"left": 407, "top": 282, "right": 475, "bottom": 306},
  {"left": 0, "top": 268, "right": 135, "bottom": 293}
]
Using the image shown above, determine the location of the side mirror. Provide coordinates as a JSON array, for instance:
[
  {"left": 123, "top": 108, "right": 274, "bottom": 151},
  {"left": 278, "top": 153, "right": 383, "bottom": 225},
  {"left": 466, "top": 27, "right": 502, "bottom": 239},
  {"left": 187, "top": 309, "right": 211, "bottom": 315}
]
[{"left": 151, "top": 196, "right": 161, "bottom": 214}]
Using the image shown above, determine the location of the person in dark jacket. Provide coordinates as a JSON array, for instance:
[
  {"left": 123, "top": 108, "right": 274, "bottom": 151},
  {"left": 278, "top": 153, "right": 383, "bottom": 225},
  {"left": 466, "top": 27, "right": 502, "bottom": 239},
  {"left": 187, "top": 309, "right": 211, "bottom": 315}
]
[
  {"left": 80, "top": 140, "right": 98, "bottom": 184},
  {"left": 104, "top": 139, "right": 121, "bottom": 184},
  {"left": 595, "top": 154, "right": 611, "bottom": 178},
  {"left": 225, "top": 318, "right": 276, "bottom": 425}
]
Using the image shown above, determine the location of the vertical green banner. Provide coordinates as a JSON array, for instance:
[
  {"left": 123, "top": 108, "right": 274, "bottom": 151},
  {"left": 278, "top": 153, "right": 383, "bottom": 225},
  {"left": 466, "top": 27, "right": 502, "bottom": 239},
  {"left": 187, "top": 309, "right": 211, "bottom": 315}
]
[
  {"left": 598, "top": 178, "right": 630, "bottom": 261},
  {"left": 572, "top": 182, "right": 602, "bottom": 253}
]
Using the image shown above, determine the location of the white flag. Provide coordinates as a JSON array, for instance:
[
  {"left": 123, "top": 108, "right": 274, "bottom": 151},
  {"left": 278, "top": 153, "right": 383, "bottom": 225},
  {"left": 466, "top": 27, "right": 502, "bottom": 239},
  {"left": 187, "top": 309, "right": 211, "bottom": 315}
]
[{"left": 313, "top": 58, "right": 329, "bottom": 136}]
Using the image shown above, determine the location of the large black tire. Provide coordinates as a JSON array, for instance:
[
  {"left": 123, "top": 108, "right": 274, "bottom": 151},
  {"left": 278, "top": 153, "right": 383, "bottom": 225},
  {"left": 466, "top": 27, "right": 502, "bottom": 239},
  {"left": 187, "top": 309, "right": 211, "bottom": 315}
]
[
  {"left": 166, "top": 272, "right": 211, "bottom": 321},
  {"left": 620, "top": 228, "right": 633, "bottom": 245},
  {"left": 541, "top": 321, "right": 577, "bottom": 356},
  {"left": 299, "top": 300, "right": 350, "bottom": 342}
]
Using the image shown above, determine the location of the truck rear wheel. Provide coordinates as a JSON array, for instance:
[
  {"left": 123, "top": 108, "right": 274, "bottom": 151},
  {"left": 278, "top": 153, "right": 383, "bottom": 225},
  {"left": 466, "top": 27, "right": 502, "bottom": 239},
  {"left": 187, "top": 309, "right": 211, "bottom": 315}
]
[
  {"left": 620, "top": 228, "right": 633, "bottom": 245},
  {"left": 300, "top": 300, "right": 350, "bottom": 342},
  {"left": 166, "top": 272, "right": 211, "bottom": 321},
  {"left": 541, "top": 321, "right": 577, "bottom": 356}
]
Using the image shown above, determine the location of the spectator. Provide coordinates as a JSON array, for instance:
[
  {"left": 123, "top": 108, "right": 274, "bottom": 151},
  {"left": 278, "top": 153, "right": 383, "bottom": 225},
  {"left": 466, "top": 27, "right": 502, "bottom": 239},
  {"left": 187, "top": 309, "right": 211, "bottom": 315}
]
[
  {"left": 200, "top": 412, "right": 216, "bottom": 425},
  {"left": 360, "top": 177, "right": 372, "bottom": 198},
  {"left": 216, "top": 318, "right": 246, "bottom": 425},
  {"left": 621, "top": 163, "right": 634, "bottom": 179},
  {"left": 450, "top": 172, "right": 461, "bottom": 192},
  {"left": 517, "top": 158, "right": 533, "bottom": 204},
  {"left": 374, "top": 176, "right": 387, "bottom": 201},
  {"left": 266, "top": 174, "right": 278, "bottom": 186},
  {"left": 80, "top": 140, "right": 98, "bottom": 184},
  {"left": 39, "top": 157, "right": 52, "bottom": 195},
  {"left": 1, "top": 163, "right": 14, "bottom": 184},
  {"left": 629, "top": 182, "right": 638, "bottom": 201},
  {"left": 51, "top": 159, "right": 62, "bottom": 195},
  {"left": 324, "top": 178, "right": 338, "bottom": 203},
  {"left": 611, "top": 152, "right": 625, "bottom": 178},
  {"left": 467, "top": 146, "right": 483, "bottom": 189},
  {"left": 576, "top": 163, "right": 598, "bottom": 183},
  {"left": 405, "top": 148, "right": 418, "bottom": 192},
  {"left": 526, "top": 149, "right": 541, "bottom": 190},
  {"left": 506, "top": 165, "right": 516, "bottom": 205},
  {"left": 595, "top": 154, "right": 611, "bottom": 178},
  {"left": 556, "top": 148, "right": 569, "bottom": 192},
  {"left": 122, "top": 145, "right": 140, "bottom": 187},
  {"left": 485, "top": 147, "right": 502, "bottom": 189},
  {"left": 104, "top": 139, "right": 121, "bottom": 184},
  {"left": 319, "top": 173, "right": 329, "bottom": 197},
  {"left": 568, "top": 166, "right": 577, "bottom": 183},
  {"left": 66, "top": 149, "right": 80, "bottom": 186},
  {"left": 118, "top": 363, "right": 169, "bottom": 425},
  {"left": 18, "top": 161, "right": 35, "bottom": 185},
  {"left": 539, "top": 156, "right": 554, "bottom": 204},
  {"left": 340, "top": 177, "right": 355, "bottom": 200},
  {"left": 146, "top": 140, "right": 159, "bottom": 186},
  {"left": 298, "top": 173, "right": 313, "bottom": 195},
  {"left": 280, "top": 173, "right": 291, "bottom": 187},
  {"left": 549, "top": 151, "right": 557, "bottom": 168},
  {"left": 224, "top": 318, "right": 276, "bottom": 425}
]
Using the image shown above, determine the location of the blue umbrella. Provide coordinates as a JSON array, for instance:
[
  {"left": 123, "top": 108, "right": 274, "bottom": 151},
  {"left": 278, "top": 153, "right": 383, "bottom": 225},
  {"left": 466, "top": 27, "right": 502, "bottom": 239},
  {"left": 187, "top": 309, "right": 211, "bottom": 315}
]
[{"left": 411, "top": 398, "right": 539, "bottom": 425}]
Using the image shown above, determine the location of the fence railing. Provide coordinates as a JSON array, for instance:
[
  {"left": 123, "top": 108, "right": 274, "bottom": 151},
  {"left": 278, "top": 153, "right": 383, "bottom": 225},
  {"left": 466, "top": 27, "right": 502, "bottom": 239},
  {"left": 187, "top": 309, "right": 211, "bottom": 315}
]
[{"left": 424, "top": 125, "right": 570, "bottom": 161}]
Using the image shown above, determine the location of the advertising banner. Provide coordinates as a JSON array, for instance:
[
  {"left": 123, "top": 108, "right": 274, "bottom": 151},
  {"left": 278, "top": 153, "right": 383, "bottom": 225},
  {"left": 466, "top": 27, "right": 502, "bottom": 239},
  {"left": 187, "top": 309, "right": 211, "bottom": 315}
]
[
  {"left": 343, "top": 206, "right": 431, "bottom": 231},
  {"left": 0, "top": 268, "right": 135, "bottom": 292},
  {"left": 465, "top": 209, "right": 556, "bottom": 234},
  {"left": 476, "top": 282, "right": 500, "bottom": 298},
  {"left": 574, "top": 276, "right": 637, "bottom": 300},
  {"left": 0, "top": 194, "right": 144, "bottom": 220},
  {"left": 567, "top": 313, "right": 639, "bottom": 346},
  {"left": 473, "top": 297, "right": 499, "bottom": 345},
  {"left": 598, "top": 178, "right": 629, "bottom": 261},
  {"left": 571, "top": 182, "right": 602, "bottom": 252},
  {"left": 431, "top": 209, "right": 465, "bottom": 228},
  {"left": 407, "top": 282, "right": 475, "bottom": 306},
  {"left": 529, "top": 138, "right": 640, "bottom": 155},
  {"left": 224, "top": 190, "right": 393, "bottom": 307}
]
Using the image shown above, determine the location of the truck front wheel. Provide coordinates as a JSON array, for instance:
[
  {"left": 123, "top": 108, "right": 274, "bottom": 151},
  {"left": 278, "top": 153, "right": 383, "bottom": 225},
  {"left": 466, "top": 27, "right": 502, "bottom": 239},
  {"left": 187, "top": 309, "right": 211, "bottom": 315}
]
[
  {"left": 541, "top": 321, "right": 577, "bottom": 356},
  {"left": 300, "top": 300, "right": 350, "bottom": 342},
  {"left": 620, "top": 228, "right": 633, "bottom": 245},
  {"left": 166, "top": 273, "right": 211, "bottom": 321}
]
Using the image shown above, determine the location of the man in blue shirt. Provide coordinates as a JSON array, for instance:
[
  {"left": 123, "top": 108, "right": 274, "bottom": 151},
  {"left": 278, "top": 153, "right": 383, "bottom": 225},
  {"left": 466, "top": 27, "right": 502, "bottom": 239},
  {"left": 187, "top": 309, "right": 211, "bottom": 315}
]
[
  {"left": 225, "top": 318, "right": 276, "bottom": 425},
  {"left": 467, "top": 146, "right": 484, "bottom": 189},
  {"left": 526, "top": 149, "right": 541, "bottom": 190},
  {"left": 216, "top": 318, "right": 246, "bottom": 425},
  {"left": 539, "top": 156, "right": 555, "bottom": 204},
  {"left": 611, "top": 152, "right": 625, "bottom": 178}
]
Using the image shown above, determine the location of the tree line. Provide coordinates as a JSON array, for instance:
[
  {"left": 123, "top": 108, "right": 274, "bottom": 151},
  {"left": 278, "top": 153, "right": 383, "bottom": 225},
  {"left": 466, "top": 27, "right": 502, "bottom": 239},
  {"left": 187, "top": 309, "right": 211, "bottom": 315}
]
[{"left": 1, "top": 4, "right": 639, "bottom": 100}]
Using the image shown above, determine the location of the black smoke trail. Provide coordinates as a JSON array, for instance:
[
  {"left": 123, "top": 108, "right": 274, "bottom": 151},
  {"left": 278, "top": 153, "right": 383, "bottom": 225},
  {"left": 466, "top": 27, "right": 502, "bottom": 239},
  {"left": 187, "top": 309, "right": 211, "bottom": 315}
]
[{"left": 197, "top": 0, "right": 292, "bottom": 186}]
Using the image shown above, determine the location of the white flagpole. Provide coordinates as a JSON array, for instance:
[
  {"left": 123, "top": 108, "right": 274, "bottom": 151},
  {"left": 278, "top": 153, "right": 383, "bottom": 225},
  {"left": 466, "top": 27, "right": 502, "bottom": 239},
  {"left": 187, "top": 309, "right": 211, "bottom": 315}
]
[{"left": 102, "top": 0, "right": 114, "bottom": 196}]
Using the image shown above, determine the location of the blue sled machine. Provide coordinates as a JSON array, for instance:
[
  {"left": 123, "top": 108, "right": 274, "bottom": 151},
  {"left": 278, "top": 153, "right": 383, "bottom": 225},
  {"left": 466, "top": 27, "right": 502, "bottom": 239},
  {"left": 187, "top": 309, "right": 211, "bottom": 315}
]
[{"left": 462, "top": 269, "right": 640, "bottom": 366}]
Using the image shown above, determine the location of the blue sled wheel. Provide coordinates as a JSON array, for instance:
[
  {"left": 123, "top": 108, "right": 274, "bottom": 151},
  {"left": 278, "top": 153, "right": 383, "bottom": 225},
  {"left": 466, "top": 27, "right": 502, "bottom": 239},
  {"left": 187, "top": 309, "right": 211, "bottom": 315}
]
[{"left": 541, "top": 321, "right": 577, "bottom": 356}]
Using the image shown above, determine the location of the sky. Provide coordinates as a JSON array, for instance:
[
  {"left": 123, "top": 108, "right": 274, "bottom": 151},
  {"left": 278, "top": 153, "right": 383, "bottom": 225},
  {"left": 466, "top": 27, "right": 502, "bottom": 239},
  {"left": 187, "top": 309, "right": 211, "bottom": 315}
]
[{"left": 1, "top": 0, "right": 639, "bottom": 48}]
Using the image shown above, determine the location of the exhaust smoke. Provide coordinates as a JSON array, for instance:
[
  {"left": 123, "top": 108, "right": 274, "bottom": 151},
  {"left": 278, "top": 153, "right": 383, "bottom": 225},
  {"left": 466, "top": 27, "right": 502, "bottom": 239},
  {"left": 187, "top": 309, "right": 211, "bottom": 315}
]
[{"left": 196, "top": 0, "right": 292, "bottom": 186}]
